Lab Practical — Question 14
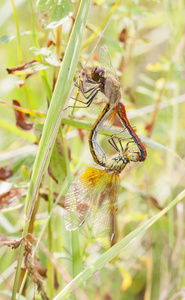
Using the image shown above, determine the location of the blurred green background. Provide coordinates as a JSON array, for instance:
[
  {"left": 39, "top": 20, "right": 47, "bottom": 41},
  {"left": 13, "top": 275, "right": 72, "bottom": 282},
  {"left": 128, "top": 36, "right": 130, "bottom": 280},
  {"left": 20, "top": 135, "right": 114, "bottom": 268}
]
[{"left": 0, "top": 0, "right": 185, "bottom": 299}]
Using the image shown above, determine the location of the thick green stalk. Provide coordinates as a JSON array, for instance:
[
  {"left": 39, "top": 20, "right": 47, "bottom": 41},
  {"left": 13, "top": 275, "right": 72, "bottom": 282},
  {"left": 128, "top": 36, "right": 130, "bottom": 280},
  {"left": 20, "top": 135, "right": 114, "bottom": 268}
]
[{"left": 11, "top": 1, "right": 92, "bottom": 299}]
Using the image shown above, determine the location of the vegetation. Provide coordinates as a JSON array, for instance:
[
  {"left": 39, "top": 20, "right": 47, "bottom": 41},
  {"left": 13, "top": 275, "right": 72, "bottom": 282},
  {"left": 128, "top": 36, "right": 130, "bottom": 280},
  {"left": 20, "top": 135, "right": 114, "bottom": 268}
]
[{"left": 0, "top": 0, "right": 185, "bottom": 299}]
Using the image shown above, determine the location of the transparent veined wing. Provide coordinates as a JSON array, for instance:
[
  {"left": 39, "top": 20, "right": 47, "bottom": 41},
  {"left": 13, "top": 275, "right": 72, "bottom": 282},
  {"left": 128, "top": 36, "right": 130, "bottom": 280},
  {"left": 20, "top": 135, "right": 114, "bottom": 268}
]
[
  {"left": 89, "top": 103, "right": 136, "bottom": 158},
  {"left": 92, "top": 172, "right": 119, "bottom": 248},
  {"left": 99, "top": 44, "right": 119, "bottom": 82},
  {"left": 64, "top": 166, "right": 108, "bottom": 231},
  {"left": 92, "top": 103, "right": 118, "bottom": 133}
]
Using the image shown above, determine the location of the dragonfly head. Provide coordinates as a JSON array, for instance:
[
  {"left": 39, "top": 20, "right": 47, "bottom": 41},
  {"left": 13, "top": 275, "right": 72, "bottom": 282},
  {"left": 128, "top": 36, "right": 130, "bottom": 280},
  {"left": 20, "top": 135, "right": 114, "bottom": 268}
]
[
  {"left": 125, "top": 148, "right": 141, "bottom": 162},
  {"left": 91, "top": 67, "right": 105, "bottom": 82}
]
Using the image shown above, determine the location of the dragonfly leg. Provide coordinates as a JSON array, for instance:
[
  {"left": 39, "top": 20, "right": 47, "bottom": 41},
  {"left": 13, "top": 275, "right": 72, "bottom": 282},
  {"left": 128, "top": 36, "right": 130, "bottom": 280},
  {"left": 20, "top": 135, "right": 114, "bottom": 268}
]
[
  {"left": 108, "top": 135, "right": 120, "bottom": 152},
  {"left": 108, "top": 128, "right": 131, "bottom": 153},
  {"left": 124, "top": 141, "right": 134, "bottom": 151},
  {"left": 73, "top": 85, "right": 99, "bottom": 101},
  {"left": 74, "top": 80, "right": 97, "bottom": 95},
  {"left": 64, "top": 88, "right": 100, "bottom": 110},
  {"left": 118, "top": 139, "right": 136, "bottom": 152}
]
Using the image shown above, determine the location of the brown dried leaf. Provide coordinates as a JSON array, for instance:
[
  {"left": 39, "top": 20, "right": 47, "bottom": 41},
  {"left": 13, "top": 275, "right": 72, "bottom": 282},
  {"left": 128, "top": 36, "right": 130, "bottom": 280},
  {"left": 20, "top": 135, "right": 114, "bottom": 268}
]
[
  {"left": 7, "top": 238, "right": 23, "bottom": 249},
  {"left": 7, "top": 60, "right": 49, "bottom": 76},
  {"left": 54, "top": 269, "right": 59, "bottom": 290},
  {"left": 119, "top": 28, "right": 128, "bottom": 43},
  {"left": 13, "top": 100, "right": 33, "bottom": 131},
  {"left": 145, "top": 122, "right": 153, "bottom": 133},
  {"left": 24, "top": 251, "right": 49, "bottom": 300},
  {"left": 78, "top": 128, "right": 85, "bottom": 142},
  {"left": 47, "top": 39, "right": 56, "bottom": 47},
  {"left": 48, "top": 166, "right": 58, "bottom": 184},
  {"left": 0, "top": 166, "right": 12, "bottom": 180},
  {"left": 0, "top": 188, "right": 25, "bottom": 207},
  {"left": 13, "top": 100, "right": 24, "bottom": 119},
  {"left": 0, "top": 236, "right": 23, "bottom": 249},
  {"left": 36, "top": 260, "right": 47, "bottom": 278}
]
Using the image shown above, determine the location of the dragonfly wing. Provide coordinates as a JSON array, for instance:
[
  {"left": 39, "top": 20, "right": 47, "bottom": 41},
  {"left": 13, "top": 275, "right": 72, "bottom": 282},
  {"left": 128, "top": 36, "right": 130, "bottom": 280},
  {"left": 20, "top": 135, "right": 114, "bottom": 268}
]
[
  {"left": 94, "top": 104, "right": 118, "bottom": 133},
  {"left": 64, "top": 166, "right": 107, "bottom": 231},
  {"left": 99, "top": 45, "right": 119, "bottom": 82},
  {"left": 92, "top": 172, "right": 119, "bottom": 248}
]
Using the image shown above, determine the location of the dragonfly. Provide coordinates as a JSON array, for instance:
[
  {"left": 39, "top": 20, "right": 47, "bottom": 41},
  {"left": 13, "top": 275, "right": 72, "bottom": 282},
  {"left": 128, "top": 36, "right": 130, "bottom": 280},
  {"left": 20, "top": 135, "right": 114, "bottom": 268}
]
[
  {"left": 64, "top": 143, "right": 140, "bottom": 248},
  {"left": 89, "top": 101, "right": 144, "bottom": 167},
  {"left": 65, "top": 107, "right": 142, "bottom": 247},
  {"left": 69, "top": 45, "right": 147, "bottom": 162},
  {"left": 64, "top": 45, "right": 147, "bottom": 247}
]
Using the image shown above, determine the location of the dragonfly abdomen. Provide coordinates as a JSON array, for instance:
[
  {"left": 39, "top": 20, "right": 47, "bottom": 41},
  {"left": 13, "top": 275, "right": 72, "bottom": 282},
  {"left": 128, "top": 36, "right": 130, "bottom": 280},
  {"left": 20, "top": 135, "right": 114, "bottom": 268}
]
[{"left": 117, "top": 102, "right": 147, "bottom": 162}]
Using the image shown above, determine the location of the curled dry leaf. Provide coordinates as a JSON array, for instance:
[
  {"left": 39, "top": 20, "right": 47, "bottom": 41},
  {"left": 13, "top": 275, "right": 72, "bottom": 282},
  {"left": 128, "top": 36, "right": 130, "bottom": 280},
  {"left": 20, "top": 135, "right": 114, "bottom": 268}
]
[
  {"left": 0, "top": 166, "right": 13, "bottom": 180},
  {"left": 0, "top": 235, "right": 24, "bottom": 249},
  {"left": 119, "top": 28, "right": 128, "bottom": 43},
  {"left": 7, "top": 60, "right": 49, "bottom": 76},
  {"left": 47, "top": 39, "right": 56, "bottom": 47},
  {"left": 24, "top": 243, "right": 49, "bottom": 300},
  {"left": 13, "top": 100, "right": 33, "bottom": 131},
  {"left": 48, "top": 166, "right": 58, "bottom": 184},
  {"left": 7, "top": 236, "right": 26, "bottom": 249},
  {"left": 54, "top": 269, "right": 59, "bottom": 290},
  {"left": 0, "top": 188, "right": 25, "bottom": 208}
]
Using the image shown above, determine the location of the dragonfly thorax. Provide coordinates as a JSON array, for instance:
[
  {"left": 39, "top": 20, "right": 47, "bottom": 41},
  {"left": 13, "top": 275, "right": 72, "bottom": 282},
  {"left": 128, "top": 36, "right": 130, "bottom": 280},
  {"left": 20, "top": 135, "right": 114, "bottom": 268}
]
[
  {"left": 105, "top": 155, "right": 128, "bottom": 174},
  {"left": 104, "top": 77, "right": 121, "bottom": 105}
]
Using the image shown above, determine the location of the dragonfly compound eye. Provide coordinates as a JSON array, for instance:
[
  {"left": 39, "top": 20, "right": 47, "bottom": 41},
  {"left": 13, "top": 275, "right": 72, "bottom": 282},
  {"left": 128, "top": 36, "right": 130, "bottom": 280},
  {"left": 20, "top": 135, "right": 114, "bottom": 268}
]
[
  {"left": 91, "top": 67, "right": 105, "bottom": 82},
  {"left": 125, "top": 149, "right": 141, "bottom": 162}
]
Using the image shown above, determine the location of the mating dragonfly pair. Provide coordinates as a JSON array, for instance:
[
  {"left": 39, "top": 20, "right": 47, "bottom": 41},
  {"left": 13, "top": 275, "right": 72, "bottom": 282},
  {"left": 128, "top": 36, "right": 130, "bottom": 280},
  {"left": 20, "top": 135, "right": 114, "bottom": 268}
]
[{"left": 64, "top": 45, "right": 147, "bottom": 248}]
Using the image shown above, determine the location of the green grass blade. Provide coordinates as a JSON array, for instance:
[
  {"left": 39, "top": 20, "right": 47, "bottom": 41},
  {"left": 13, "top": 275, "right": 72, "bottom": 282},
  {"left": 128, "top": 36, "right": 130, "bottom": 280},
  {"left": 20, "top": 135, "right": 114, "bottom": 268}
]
[{"left": 11, "top": 1, "right": 92, "bottom": 299}]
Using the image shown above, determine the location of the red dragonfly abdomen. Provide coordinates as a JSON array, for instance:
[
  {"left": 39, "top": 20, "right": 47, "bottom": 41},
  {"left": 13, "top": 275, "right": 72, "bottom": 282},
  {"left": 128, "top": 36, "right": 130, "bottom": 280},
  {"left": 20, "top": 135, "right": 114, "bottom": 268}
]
[{"left": 117, "top": 102, "right": 147, "bottom": 161}]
